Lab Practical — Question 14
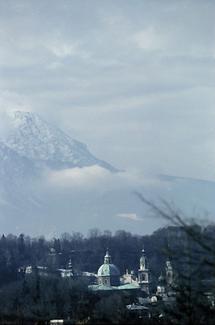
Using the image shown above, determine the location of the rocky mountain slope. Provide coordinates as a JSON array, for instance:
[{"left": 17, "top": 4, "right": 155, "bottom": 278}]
[{"left": 6, "top": 111, "right": 116, "bottom": 171}]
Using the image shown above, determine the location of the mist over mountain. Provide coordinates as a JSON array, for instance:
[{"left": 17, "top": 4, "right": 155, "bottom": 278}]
[{"left": 0, "top": 111, "right": 214, "bottom": 236}]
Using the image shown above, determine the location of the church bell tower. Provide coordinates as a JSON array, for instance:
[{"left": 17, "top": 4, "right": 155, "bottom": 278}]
[
  {"left": 166, "top": 259, "right": 174, "bottom": 287},
  {"left": 138, "top": 246, "right": 150, "bottom": 295}
]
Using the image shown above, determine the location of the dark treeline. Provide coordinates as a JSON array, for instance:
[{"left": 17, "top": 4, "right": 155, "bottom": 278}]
[
  {"left": 0, "top": 224, "right": 215, "bottom": 323},
  {"left": 1, "top": 225, "right": 215, "bottom": 285}
]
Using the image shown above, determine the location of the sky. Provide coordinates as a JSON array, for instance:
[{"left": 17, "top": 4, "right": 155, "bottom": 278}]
[{"left": 0, "top": 1, "right": 215, "bottom": 183}]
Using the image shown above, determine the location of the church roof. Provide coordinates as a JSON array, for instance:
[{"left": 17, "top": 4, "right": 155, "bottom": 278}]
[
  {"left": 89, "top": 283, "right": 140, "bottom": 291},
  {"left": 118, "top": 283, "right": 140, "bottom": 290},
  {"left": 89, "top": 284, "right": 118, "bottom": 291},
  {"left": 97, "top": 249, "right": 120, "bottom": 277}
]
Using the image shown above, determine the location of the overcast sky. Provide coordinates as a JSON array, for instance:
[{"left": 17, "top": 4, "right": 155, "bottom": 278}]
[{"left": 0, "top": 0, "right": 215, "bottom": 180}]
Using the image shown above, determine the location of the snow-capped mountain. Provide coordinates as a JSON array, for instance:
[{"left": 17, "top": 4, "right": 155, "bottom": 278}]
[
  {"left": 0, "top": 111, "right": 120, "bottom": 234},
  {"left": 0, "top": 110, "right": 214, "bottom": 236},
  {"left": 6, "top": 111, "right": 117, "bottom": 171}
]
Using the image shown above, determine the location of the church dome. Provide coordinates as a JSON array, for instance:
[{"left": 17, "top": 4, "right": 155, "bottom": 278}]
[
  {"left": 98, "top": 263, "right": 120, "bottom": 277},
  {"left": 97, "top": 250, "right": 120, "bottom": 286}
]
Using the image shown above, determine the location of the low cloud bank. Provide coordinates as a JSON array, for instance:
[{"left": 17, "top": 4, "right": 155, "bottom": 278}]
[{"left": 46, "top": 165, "right": 162, "bottom": 192}]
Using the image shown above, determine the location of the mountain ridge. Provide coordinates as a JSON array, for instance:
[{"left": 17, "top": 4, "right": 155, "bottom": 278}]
[{"left": 5, "top": 111, "right": 117, "bottom": 172}]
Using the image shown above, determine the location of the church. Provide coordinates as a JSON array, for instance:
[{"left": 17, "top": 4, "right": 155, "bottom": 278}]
[
  {"left": 20, "top": 245, "right": 175, "bottom": 301},
  {"left": 89, "top": 247, "right": 175, "bottom": 303},
  {"left": 89, "top": 248, "right": 150, "bottom": 294}
]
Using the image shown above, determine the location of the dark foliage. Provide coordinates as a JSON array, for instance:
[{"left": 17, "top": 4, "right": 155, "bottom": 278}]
[{"left": 0, "top": 224, "right": 214, "bottom": 323}]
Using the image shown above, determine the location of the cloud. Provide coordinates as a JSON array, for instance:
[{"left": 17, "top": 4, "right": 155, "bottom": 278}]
[
  {"left": 46, "top": 165, "right": 163, "bottom": 193},
  {"left": 47, "top": 165, "right": 112, "bottom": 189},
  {"left": 0, "top": 91, "right": 31, "bottom": 113},
  {"left": 0, "top": 0, "right": 214, "bottom": 182},
  {"left": 48, "top": 42, "right": 79, "bottom": 58},
  {"left": 116, "top": 213, "right": 144, "bottom": 222},
  {"left": 0, "top": 0, "right": 214, "bottom": 235},
  {"left": 46, "top": 39, "right": 90, "bottom": 60},
  {"left": 0, "top": 91, "right": 32, "bottom": 139},
  {"left": 133, "top": 27, "right": 166, "bottom": 51}
]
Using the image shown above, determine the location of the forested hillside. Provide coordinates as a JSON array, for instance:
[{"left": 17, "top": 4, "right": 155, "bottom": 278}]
[
  {"left": 0, "top": 225, "right": 214, "bottom": 286},
  {"left": 0, "top": 225, "right": 214, "bottom": 323}
]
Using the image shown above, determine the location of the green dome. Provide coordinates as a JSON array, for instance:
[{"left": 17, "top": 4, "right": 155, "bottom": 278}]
[{"left": 98, "top": 263, "right": 120, "bottom": 277}]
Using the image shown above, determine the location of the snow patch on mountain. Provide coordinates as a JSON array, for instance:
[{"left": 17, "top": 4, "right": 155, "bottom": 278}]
[{"left": 6, "top": 111, "right": 117, "bottom": 171}]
